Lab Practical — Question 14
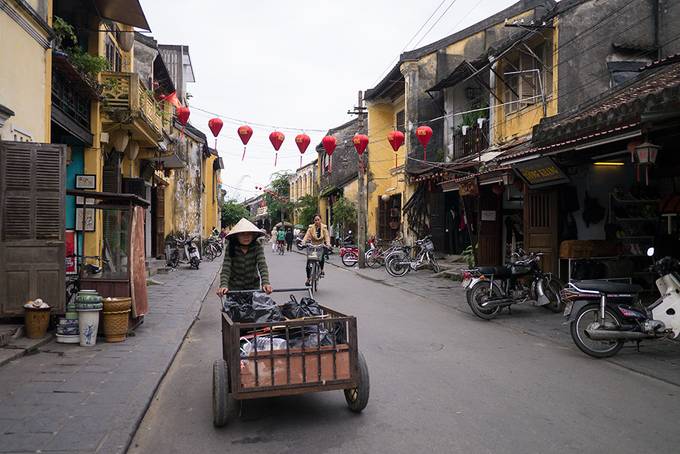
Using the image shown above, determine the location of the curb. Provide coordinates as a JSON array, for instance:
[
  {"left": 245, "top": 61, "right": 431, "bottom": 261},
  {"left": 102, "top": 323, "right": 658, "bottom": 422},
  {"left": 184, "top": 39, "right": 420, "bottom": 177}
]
[
  {"left": 0, "top": 333, "right": 55, "bottom": 368},
  {"left": 122, "top": 263, "right": 222, "bottom": 453}
]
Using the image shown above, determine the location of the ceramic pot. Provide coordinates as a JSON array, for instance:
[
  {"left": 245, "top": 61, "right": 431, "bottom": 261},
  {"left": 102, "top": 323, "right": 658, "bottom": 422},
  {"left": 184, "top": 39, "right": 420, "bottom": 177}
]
[{"left": 77, "top": 308, "right": 101, "bottom": 347}]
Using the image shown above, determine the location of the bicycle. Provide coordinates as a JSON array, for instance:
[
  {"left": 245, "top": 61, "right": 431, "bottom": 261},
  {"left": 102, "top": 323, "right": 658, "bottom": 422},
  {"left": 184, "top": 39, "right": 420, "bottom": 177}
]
[
  {"left": 276, "top": 241, "right": 285, "bottom": 255},
  {"left": 385, "top": 236, "right": 440, "bottom": 277},
  {"left": 203, "top": 236, "right": 223, "bottom": 262},
  {"left": 365, "top": 238, "right": 404, "bottom": 269},
  {"left": 65, "top": 255, "right": 106, "bottom": 307},
  {"left": 305, "top": 244, "right": 327, "bottom": 293}
]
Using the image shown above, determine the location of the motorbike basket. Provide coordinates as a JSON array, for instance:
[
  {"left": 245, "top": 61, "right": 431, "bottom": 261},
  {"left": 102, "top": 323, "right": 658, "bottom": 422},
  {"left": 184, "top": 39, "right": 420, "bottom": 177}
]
[{"left": 423, "top": 239, "right": 435, "bottom": 251}]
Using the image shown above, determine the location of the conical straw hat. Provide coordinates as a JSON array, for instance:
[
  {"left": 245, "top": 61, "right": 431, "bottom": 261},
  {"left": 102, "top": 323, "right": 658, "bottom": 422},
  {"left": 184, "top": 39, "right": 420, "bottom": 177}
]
[{"left": 226, "top": 218, "right": 264, "bottom": 238}]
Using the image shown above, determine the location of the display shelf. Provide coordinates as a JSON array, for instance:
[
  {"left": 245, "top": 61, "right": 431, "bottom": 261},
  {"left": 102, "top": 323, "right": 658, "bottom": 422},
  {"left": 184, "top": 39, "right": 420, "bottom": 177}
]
[{"left": 611, "top": 195, "right": 659, "bottom": 205}]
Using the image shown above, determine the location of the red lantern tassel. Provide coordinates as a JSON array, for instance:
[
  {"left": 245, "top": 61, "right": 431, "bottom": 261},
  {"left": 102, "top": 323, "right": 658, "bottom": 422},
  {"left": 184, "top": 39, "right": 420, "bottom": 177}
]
[
  {"left": 300, "top": 155, "right": 303, "bottom": 168},
  {"left": 395, "top": 153, "right": 397, "bottom": 168},
  {"left": 329, "top": 158, "right": 332, "bottom": 174},
  {"left": 214, "top": 138, "right": 218, "bottom": 153},
  {"left": 424, "top": 147, "right": 427, "bottom": 162},
  {"left": 274, "top": 153, "right": 278, "bottom": 167},
  {"left": 241, "top": 146, "right": 247, "bottom": 161}
]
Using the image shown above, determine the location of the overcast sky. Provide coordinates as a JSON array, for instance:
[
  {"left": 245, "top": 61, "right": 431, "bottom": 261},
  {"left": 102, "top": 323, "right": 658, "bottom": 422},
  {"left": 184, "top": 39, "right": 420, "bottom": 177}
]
[{"left": 142, "top": 0, "right": 519, "bottom": 201}]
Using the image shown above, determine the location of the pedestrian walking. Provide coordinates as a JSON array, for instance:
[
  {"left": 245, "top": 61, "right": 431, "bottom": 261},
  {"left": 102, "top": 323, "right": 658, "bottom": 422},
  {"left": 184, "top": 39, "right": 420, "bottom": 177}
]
[
  {"left": 271, "top": 227, "right": 278, "bottom": 252},
  {"left": 285, "top": 228, "right": 294, "bottom": 252}
]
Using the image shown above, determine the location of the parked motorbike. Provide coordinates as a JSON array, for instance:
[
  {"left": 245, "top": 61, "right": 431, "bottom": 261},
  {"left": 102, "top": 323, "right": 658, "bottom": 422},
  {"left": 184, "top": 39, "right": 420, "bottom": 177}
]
[
  {"left": 166, "top": 234, "right": 201, "bottom": 270},
  {"left": 340, "top": 244, "right": 359, "bottom": 267},
  {"left": 464, "top": 250, "right": 563, "bottom": 320},
  {"left": 563, "top": 248, "right": 680, "bottom": 358}
]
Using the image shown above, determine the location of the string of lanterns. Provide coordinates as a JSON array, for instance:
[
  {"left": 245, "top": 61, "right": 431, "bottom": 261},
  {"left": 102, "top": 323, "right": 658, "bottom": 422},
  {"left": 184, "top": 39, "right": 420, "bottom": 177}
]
[
  {"left": 173, "top": 106, "right": 436, "bottom": 167},
  {"left": 254, "top": 185, "right": 289, "bottom": 203}
]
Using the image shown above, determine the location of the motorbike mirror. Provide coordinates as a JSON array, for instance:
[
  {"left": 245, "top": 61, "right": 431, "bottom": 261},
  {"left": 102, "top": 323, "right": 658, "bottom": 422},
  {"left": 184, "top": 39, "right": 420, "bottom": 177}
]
[{"left": 646, "top": 247, "right": 655, "bottom": 257}]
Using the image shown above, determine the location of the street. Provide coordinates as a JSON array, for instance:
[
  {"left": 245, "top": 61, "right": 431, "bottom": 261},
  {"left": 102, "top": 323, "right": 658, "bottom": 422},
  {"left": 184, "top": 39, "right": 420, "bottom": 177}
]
[{"left": 130, "top": 250, "right": 680, "bottom": 454}]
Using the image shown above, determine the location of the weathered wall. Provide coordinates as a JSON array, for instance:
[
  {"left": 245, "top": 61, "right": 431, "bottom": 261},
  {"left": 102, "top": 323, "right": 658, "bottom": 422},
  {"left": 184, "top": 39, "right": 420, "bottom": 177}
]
[
  {"left": 556, "top": 0, "right": 656, "bottom": 114},
  {"left": 171, "top": 133, "right": 203, "bottom": 238},
  {"left": 202, "top": 154, "right": 219, "bottom": 237},
  {"left": 659, "top": 0, "right": 680, "bottom": 56}
]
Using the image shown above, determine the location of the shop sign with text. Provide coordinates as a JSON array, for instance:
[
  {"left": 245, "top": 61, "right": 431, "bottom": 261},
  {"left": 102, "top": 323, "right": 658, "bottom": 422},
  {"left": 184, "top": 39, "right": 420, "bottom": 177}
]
[{"left": 514, "top": 157, "right": 569, "bottom": 188}]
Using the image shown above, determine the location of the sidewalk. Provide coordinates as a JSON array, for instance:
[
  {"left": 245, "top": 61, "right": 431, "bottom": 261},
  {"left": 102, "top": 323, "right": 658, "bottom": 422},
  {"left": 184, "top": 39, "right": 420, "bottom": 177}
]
[
  {"left": 0, "top": 260, "right": 221, "bottom": 454},
  {"left": 334, "top": 261, "right": 680, "bottom": 388}
]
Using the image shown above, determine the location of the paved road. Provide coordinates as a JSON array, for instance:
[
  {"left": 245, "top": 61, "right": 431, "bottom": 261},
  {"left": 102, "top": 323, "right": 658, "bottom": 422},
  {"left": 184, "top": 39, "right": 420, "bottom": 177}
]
[{"left": 130, "top": 250, "right": 680, "bottom": 454}]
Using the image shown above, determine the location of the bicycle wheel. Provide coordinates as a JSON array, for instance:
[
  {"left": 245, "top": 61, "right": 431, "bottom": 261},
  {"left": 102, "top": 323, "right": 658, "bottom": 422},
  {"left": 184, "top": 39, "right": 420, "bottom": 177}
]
[
  {"left": 429, "top": 254, "right": 440, "bottom": 273},
  {"left": 342, "top": 252, "right": 358, "bottom": 267},
  {"left": 204, "top": 245, "right": 216, "bottom": 262},
  {"left": 312, "top": 263, "right": 319, "bottom": 293},
  {"left": 365, "top": 249, "right": 383, "bottom": 269}
]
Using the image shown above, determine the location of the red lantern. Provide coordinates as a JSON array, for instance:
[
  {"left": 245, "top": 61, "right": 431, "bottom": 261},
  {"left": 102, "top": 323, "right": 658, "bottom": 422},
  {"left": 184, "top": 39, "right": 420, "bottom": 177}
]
[
  {"left": 416, "top": 125, "right": 433, "bottom": 161},
  {"left": 176, "top": 106, "right": 190, "bottom": 125},
  {"left": 295, "top": 133, "right": 310, "bottom": 167},
  {"left": 321, "top": 135, "right": 337, "bottom": 173},
  {"left": 353, "top": 134, "right": 368, "bottom": 155},
  {"left": 238, "top": 125, "right": 253, "bottom": 160},
  {"left": 353, "top": 134, "right": 369, "bottom": 172},
  {"left": 387, "top": 130, "right": 405, "bottom": 168},
  {"left": 208, "top": 118, "right": 223, "bottom": 152},
  {"left": 269, "top": 131, "right": 285, "bottom": 166}
]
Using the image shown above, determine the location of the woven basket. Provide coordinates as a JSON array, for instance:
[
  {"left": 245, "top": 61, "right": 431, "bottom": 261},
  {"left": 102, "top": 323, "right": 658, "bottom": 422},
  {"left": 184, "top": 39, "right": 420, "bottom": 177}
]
[
  {"left": 103, "top": 297, "right": 132, "bottom": 313},
  {"left": 102, "top": 309, "right": 131, "bottom": 343},
  {"left": 25, "top": 307, "right": 51, "bottom": 339}
]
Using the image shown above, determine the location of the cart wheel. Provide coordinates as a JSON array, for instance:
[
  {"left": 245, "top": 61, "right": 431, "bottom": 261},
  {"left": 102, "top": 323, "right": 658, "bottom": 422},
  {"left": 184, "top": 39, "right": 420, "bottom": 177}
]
[
  {"left": 344, "top": 351, "right": 369, "bottom": 413},
  {"left": 212, "top": 359, "right": 233, "bottom": 427}
]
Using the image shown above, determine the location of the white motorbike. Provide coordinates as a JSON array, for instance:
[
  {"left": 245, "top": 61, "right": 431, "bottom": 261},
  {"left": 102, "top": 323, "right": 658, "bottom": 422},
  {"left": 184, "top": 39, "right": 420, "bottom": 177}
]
[
  {"left": 563, "top": 247, "right": 680, "bottom": 358},
  {"left": 166, "top": 234, "right": 201, "bottom": 270}
]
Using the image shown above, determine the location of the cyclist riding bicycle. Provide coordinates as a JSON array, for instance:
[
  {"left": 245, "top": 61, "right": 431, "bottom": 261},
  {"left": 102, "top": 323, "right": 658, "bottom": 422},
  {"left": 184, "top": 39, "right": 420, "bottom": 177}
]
[
  {"left": 276, "top": 228, "right": 286, "bottom": 253},
  {"left": 302, "top": 214, "right": 331, "bottom": 286}
]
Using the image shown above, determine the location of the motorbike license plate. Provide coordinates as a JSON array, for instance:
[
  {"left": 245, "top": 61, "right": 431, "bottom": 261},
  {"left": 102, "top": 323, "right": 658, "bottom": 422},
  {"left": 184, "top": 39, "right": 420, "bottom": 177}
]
[{"left": 563, "top": 300, "right": 574, "bottom": 317}]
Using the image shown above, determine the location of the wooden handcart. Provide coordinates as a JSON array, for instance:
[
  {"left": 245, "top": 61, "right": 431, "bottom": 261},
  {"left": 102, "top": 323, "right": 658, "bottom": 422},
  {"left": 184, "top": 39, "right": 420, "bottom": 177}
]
[{"left": 213, "top": 288, "right": 369, "bottom": 427}]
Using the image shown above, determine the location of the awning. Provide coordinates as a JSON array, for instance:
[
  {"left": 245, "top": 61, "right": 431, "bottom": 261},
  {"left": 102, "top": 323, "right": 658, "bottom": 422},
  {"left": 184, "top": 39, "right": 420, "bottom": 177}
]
[
  {"left": 93, "top": 0, "right": 151, "bottom": 31},
  {"left": 440, "top": 167, "right": 512, "bottom": 192},
  {"left": 155, "top": 152, "right": 186, "bottom": 169},
  {"left": 213, "top": 157, "right": 224, "bottom": 170}
]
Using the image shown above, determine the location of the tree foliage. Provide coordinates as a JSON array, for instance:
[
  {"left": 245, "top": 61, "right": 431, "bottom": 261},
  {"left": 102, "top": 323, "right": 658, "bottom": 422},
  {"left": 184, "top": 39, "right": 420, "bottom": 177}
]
[
  {"left": 221, "top": 199, "right": 250, "bottom": 228},
  {"left": 332, "top": 196, "right": 357, "bottom": 234},
  {"left": 265, "top": 171, "right": 294, "bottom": 222},
  {"left": 296, "top": 194, "right": 319, "bottom": 226}
]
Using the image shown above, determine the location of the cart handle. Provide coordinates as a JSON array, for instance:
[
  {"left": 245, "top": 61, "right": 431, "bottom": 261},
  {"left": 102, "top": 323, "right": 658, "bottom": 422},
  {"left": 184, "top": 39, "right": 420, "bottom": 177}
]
[{"left": 224, "top": 287, "right": 310, "bottom": 295}]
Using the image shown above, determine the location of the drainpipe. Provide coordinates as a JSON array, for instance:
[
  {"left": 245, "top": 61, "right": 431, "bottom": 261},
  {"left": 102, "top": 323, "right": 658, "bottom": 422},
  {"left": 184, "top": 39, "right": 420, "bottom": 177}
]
[{"left": 488, "top": 58, "right": 497, "bottom": 147}]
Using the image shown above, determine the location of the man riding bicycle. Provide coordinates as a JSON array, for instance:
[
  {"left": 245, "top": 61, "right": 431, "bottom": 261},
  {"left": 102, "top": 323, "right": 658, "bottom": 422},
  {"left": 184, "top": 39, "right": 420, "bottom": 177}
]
[
  {"left": 276, "top": 228, "right": 286, "bottom": 254},
  {"left": 302, "top": 214, "right": 331, "bottom": 286}
]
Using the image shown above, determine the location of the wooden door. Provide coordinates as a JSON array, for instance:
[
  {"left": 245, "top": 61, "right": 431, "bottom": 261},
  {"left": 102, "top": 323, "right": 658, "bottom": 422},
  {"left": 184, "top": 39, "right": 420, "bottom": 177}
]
[
  {"left": 153, "top": 186, "right": 165, "bottom": 258},
  {"left": 523, "top": 189, "right": 559, "bottom": 274},
  {"left": 429, "top": 192, "right": 446, "bottom": 253},
  {"left": 477, "top": 188, "right": 502, "bottom": 266},
  {"left": 0, "top": 142, "right": 65, "bottom": 316}
]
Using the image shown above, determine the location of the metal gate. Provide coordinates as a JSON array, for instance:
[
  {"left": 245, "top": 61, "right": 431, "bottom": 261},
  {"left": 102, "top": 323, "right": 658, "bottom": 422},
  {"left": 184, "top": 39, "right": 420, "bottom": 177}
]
[{"left": 0, "top": 141, "right": 66, "bottom": 316}]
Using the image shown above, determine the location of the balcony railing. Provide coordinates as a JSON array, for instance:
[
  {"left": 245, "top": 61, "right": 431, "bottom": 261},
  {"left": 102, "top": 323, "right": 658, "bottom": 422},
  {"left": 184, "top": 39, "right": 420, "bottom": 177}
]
[
  {"left": 451, "top": 122, "right": 489, "bottom": 160},
  {"left": 101, "top": 71, "right": 164, "bottom": 136}
]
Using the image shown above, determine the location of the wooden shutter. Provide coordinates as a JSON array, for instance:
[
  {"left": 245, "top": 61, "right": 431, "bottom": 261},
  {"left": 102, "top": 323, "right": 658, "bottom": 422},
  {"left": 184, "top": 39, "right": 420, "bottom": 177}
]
[{"left": 0, "top": 142, "right": 65, "bottom": 315}]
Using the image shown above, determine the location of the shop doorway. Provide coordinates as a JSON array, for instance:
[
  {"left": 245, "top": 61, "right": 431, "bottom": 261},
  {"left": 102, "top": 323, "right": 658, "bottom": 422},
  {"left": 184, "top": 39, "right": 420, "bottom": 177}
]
[
  {"left": 152, "top": 186, "right": 165, "bottom": 258},
  {"left": 477, "top": 187, "right": 502, "bottom": 266},
  {"left": 524, "top": 189, "right": 559, "bottom": 274}
]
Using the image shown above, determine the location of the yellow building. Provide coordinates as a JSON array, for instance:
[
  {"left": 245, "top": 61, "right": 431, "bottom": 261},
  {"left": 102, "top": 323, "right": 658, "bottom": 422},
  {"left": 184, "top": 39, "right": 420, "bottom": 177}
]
[
  {"left": 290, "top": 159, "right": 317, "bottom": 225},
  {"left": 365, "top": 0, "right": 551, "bottom": 248},
  {"left": 0, "top": 0, "right": 53, "bottom": 142},
  {"left": 202, "top": 148, "right": 223, "bottom": 237}
]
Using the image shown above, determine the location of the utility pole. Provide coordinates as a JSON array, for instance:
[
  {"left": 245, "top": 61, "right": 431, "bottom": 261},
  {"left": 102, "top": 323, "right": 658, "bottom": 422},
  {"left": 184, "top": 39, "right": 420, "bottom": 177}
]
[{"left": 348, "top": 91, "right": 368, "bottom": 268}]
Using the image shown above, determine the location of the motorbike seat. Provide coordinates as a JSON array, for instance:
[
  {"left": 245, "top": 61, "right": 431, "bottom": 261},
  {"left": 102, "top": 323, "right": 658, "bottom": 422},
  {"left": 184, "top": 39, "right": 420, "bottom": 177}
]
[
  {"left": 572, "top": 280, "right": 642, "bottom": 294},
  {"left": 477, "top": 266, "right": 512, "bottom": 278}
]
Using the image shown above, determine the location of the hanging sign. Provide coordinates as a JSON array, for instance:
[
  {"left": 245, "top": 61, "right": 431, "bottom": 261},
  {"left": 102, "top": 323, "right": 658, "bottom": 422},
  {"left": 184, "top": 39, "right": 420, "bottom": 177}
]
[
  {"left": 459, "top": 177, "right": 479, "bottom": 197},
  {"left": 514, "top": 157, "right": 569, "bottom": 188}
]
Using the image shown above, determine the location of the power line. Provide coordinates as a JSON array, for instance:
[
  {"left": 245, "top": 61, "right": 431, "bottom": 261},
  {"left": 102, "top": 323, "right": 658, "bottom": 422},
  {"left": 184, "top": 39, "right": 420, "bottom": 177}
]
[{"left": 411, "top": 0, "right": 462, "bottom": 49}]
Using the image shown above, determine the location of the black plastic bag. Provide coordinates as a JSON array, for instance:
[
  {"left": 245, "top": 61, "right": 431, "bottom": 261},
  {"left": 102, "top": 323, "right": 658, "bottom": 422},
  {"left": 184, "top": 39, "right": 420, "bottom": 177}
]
[
  {"left": 223, "top": 292, "right": 284, "bottom": 323},
  {"left": 251, "top": 292, "right": 285, "bottom": 323},
  {"left": 288, "top": 324, "right": 334, "bottom": 348},
  {"left": 281, "top": 295, "right": 324, "bottom": 320}
]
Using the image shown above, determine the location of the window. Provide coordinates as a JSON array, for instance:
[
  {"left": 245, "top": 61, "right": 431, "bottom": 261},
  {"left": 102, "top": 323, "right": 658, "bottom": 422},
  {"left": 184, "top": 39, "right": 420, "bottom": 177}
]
[
  {"left": 396, "top": 110, "right": 405, "bottom": 132},
  {"left": 322, "top": 152, "right": 331, "bottom": 174},
  {"left": 503, "top": 42, "right": 552, "bottom": 115},
  {"left": 105, "top": 36, "right": 122, "bottom": 72}
]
